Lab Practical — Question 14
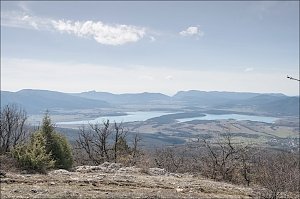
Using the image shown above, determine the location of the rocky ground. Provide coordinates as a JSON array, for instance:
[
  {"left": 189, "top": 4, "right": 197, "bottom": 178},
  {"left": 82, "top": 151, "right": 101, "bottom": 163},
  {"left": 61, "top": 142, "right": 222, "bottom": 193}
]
[{"left": 0, "top": 162, "right": 265, "bottom": 199}]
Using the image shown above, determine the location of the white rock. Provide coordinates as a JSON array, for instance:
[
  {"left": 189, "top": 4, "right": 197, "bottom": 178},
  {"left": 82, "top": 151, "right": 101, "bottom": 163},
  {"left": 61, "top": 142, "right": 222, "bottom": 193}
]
[
  {"left": 176, "top": 188, "right": 184, "bottom": 192},
  {"left": 50, "top": 169, "right": 70, "bottom": 175},
  {"left": 148, "top": 168, "right": 166, "bottom": 175}
]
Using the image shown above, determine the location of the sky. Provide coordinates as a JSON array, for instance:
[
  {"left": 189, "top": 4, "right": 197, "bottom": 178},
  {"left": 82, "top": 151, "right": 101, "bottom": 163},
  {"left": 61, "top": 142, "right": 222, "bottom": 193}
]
[{"left": 1, "top": 1, "right": 299, "bottom": 96}]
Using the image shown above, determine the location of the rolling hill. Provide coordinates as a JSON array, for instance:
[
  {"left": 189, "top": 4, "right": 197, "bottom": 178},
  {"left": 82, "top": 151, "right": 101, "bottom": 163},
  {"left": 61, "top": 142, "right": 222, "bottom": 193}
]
[
  {"left": 218, "top": 94, "right": 299, "bottom": 116},
  {"left": 1, "top": 89, "right": 110, "bottom": 113},
  {"left": 1, "top": 89, "right": 298, "bottom": 116},
  {"left": 172, "top": 90, "right": 261, "bottom": 106},
  {"left": 73, "top": 90, "right": 171, "bottom": 104}
]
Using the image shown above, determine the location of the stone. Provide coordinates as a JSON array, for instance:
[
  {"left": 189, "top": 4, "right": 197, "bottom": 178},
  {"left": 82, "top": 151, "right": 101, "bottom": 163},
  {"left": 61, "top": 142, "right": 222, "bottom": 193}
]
[
  {"left": 0, "top": 170, "right": 6, "bottom": 178},
  {"left": 148, "top": 168, "right": 166, "bottom": 176},
  {"left": 176, "top": 188, "right": 184, "bottom": 192},
  {"left": 51, "top": 169, "right": 70, "bottom": 175},
  {"left": 31, "top": 189, "right": 38, "bottom": 193}
]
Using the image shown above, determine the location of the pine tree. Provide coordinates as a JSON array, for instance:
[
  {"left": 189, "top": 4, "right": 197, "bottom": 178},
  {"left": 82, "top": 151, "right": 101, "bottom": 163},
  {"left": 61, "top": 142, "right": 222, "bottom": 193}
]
[
  {"left": 40, "top": 113, "right": 73, "bottom": 170},
  {"left": 13, "top": 132, "right": 55, "bottom": 173}
]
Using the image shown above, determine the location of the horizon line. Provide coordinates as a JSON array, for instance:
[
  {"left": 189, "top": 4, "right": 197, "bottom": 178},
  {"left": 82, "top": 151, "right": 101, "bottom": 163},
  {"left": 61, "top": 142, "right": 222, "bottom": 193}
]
[{"left": 1, "top": 88, "right": 299, "bottom": 97}]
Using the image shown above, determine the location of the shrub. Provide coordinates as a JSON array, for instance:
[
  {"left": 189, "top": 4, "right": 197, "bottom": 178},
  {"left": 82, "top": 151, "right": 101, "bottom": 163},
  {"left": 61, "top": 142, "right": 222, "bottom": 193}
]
[
  {"left": 12, "top": 132, "right": 55, "bottom": 173},
  {"left": 12, "top": 113, "right": 73, "bottom": 172}
]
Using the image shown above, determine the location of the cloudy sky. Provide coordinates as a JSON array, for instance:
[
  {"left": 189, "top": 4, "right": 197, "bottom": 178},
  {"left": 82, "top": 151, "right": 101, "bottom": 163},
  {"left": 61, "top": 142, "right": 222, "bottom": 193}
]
[{"left": 1, "top": 1, "right": 299, "bottom": 96}]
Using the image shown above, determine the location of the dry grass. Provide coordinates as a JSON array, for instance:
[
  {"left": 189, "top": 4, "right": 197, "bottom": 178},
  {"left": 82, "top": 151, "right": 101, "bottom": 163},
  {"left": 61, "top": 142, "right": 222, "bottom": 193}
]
[
  {"left": 0, "top": 163, "right": 259, "bottom": 199},
  {"left": 0, "top": 155, "right": 21, "bottom": 173}
]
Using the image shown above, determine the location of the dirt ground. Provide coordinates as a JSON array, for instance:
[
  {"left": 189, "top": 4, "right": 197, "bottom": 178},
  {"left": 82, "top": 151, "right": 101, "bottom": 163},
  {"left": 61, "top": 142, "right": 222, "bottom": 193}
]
[{"left": 0, "top": 162, "right": 263, "bottom": 199}]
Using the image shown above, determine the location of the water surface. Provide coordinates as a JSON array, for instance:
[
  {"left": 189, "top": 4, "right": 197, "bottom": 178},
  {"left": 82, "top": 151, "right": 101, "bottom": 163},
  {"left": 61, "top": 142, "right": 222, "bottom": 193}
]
[
  {"left": 57, "top": 111, "right": 174, "bottom": 125},
  {"left": 57, "top": 111, "right": 279, "bottom": 125}
]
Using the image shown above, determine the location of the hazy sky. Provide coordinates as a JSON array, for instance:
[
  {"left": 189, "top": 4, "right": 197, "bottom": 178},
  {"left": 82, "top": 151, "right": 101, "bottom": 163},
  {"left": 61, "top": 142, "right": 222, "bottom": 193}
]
[{"left": 1, "top": 1, "right": 299, "bottom": 96}]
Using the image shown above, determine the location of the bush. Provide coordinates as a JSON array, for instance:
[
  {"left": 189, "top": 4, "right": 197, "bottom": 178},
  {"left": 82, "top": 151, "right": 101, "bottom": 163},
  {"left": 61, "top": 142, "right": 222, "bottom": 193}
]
[
  {"left": 12, "top": 113, "right": 73, "bottom": 172},
  {"left": 12, "top": 132, "right": 55, "bottom": 173}
]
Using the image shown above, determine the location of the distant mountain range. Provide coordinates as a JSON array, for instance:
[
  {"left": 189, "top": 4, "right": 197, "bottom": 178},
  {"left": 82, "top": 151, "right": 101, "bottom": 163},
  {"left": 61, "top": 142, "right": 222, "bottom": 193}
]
[
  {"left": 1, "top": 89, "right": 299, "bottom": 116},
  {"left": 173, "top": 90, "right": 261, "bottom": 106},
  {"left": 1, "top": 89, "right": 110, "bottom": 113},
  {"left": 73, "top": 90, "right": 171, "bottom": 104},
  {"left": 217, "top": 94, "right": 299, "bottom": 116}
]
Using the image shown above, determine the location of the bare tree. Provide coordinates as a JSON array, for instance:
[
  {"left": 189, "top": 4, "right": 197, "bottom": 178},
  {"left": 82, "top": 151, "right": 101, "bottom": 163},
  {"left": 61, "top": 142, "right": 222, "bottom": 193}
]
[
  {"left": 154, "top": 146, "right": 190, "bottom": 173},
  {"left": 113, "top": 122, "right": 127, "bottom": 163},
  {"left": 76, "top": 120, "right": 111, "bottom": 164},
  {"left": 130, "top": 133, "right": 142, "bottom": 165},
  {"left": 154, "top": 147, "right": 180, "bottom": 172},
  {"left": 0, "top": 104, "right": 28, "bottom": 153},
  {"left": 76, "top": 125, "right": 96, "bottom": 164},
  {"left": 254, "top": 150, "right": 300, "bottom": 199},
  {"left": 93, "top": 120, "right": 111, "bottom": 162},
  {"left": 75, "top": 120, "right": 141, "bottom": 166},
  {"left": 238, "top": 146, "right": 253, "bottom": 186},
  {"left": 201, "top": 133, "right": 248, "bottom": 182}
]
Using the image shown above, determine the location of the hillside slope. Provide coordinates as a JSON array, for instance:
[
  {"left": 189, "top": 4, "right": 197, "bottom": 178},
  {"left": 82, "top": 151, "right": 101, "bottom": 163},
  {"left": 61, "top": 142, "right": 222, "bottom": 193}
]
[
  {"left": 2, "top": 89, "right": 298, "bottom": 116},
  {"left": 73, "top": 90, "right": 171, "bottom": 104},
  {"left": 1, "top": 163, "right": 261, "bottom": 199},
  {"left": 172, "top": 90, "right": 260, "bottom": 106},
  {"left": 1, "top": 89, "right": 110, "bottom": 113},
  {"left": 219, "top": 94, "right": 299, "bottom": 116}
]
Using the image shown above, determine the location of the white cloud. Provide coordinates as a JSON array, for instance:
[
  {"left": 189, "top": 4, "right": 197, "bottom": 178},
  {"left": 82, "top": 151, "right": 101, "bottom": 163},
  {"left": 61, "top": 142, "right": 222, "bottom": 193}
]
[
  {"left": 179, "top": 26, "right": 204, "bottom": 37},
  {"left": 1, "top": 11, "right": 147, "bottom": 45},
  {"left": 244, "top": 67, "right": 254, "bottom": 72},
  {"left": 21, "top": 15, "right": 38, "bottom": 29},
  {"left": 2, "top": 11, "right": 207, "bottom": 45},
  {"left": 51, "top": 20, "right": 146, "bottom": 45},
  {"left": 1, "top": 11, "right": 54, "bottom": 30}
]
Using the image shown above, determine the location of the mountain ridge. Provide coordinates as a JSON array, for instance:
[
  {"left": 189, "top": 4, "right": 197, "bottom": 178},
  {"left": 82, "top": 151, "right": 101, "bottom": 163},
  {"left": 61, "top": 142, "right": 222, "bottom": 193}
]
[
  {"left": 1, "top": 89, "right": 298, "bottom": 116},
  {"left": 1, "top": 89, "right": 110, "bottom": 113}
]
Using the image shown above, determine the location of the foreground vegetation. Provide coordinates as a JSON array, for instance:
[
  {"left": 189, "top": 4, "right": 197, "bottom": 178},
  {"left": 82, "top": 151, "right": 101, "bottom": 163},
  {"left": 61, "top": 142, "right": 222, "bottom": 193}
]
[{"left": 1, "top": 104, "right": 299, "bottom": 198}]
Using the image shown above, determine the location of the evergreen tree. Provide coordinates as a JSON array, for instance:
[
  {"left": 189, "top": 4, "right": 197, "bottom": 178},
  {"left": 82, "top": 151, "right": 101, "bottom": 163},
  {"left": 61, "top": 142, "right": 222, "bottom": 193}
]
[
  {"left": 40, "top": 113, "right": 73, "bottom": 170},
  {"left": 13, "top": 132, "right": 55, "bottom": 173}
]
